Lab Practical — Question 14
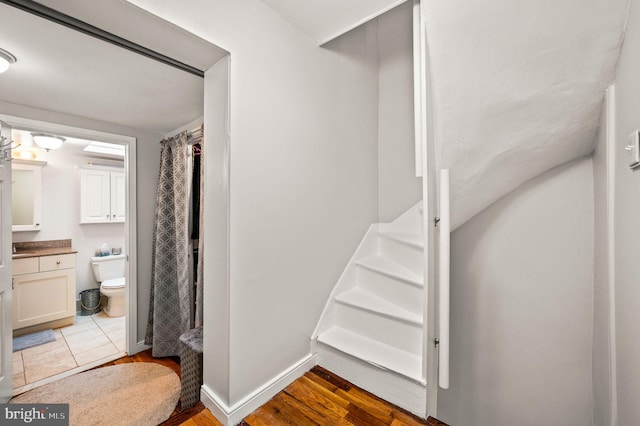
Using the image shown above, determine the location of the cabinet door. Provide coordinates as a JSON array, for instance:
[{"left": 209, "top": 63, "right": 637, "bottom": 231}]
[
  {"left": 80, "top": 169, "right": 111, "bottom": 223},
  {"left": 12, "top": 269, "right": 76, "bottom": 330},
  {"left": 110, "top": 171, "right": 126, "bottom": 223}
]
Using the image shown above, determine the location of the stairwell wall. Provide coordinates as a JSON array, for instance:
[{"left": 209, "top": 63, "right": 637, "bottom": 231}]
[
  {"left": 610, "top": 0, "right": 640, "bottom": 421},
  {"left": 377, "top": 1, "right": 422, "bottom": 222},
  {"left": 438, "top": 157, "right": 594, "bottom": 425}
]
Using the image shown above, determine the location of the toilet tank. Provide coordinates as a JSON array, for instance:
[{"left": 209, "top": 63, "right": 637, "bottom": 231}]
[{"left": 90, "top": 254, "right": 126, "bottom": 282}]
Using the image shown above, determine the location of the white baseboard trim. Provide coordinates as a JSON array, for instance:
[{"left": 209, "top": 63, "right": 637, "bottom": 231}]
[
  {"left": 201, "top": 353, "right": 317, "bottom": 426},
  {"left": 130, "top": 340, "right": 151, "bottom": 356}
]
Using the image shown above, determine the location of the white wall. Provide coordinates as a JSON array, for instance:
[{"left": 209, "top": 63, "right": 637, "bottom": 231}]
[
  {"left": 611, "top": 0, "right": 640, "bottom": 422},
  {"left": 424, "top": 0, "right": 627, "bottom": 230},
  {"left": 202, "top": 55, "right": 231, "bottom": 405},
  {"left": 227, "top": 15, "right": 379, "bottom": 405},
  {"left": 438, "top": 157, "right": 594, "bottom": 426},
  {"left": 377, "top": 2, "right": 421, "bottom": 223},
  {"left": 1, "top": 100, "right": 161, "bottom": 344},
  {"left": 128, "top": 0, "right": 381, "bottom": 411},
  {"left": 12, "top": 150, "right": 125, "bottom": 296}
]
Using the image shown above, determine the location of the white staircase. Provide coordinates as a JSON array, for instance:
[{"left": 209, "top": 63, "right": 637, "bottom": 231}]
[{"left": 313, "top": 202, "right": 427, "bottom": 417}]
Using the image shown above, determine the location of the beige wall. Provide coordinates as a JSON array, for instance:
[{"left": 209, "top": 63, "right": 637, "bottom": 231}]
[{"left": 438, "top": 157, "right": 594, "bottom": 425}]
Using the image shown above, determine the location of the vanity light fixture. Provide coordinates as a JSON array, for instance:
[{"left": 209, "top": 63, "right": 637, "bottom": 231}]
[
  {"left": 12, "top": 150, "right": 37, "bottom": 161},
  {"left": 31, "top": 133, "right": 65, "bottom": 151},
  {"left": 0, "top": 48, "right": 16, "bottom": 74}
]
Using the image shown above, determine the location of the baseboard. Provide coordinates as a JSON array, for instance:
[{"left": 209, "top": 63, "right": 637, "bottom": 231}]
[
  {"left": 200, "top": 353, "right": 317, "bottom": 426},
  {"left": 130, "top": 340, "right": 151, "bottom": 355}
]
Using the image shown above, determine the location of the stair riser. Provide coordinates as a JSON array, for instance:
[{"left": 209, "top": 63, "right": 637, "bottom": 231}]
[
  {"left": 335, "top": 304, "right": 422, "bottom": 355},
  {"left": 379, "top": 238, "right": 424, "bottom": 275},
  {"left": 317, "top": 344, "right": 427, "bottom": 418},
  {"left": 356, "top": 267, "right": 423, "bottom": 315}
]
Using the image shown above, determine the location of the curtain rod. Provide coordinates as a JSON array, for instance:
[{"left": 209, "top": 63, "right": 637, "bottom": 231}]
[
  {"left": 161, "top": 126, "right": 202, "bottom": 144},
  {"left": 0, "top": 0, "right": 205, "bottom": 78}
]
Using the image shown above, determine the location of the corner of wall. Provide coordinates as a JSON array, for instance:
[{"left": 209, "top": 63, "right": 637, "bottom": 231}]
[{"left": 200, "top": 354, "right": 316, "bottom": 426}]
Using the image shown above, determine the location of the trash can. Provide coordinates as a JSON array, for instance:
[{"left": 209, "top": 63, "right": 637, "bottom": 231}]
[
  {"left": 179, "top": 327, "right": 203, "bottom": 409},
  {"left": 79, "top": 288, "right": 101, "bottom": 315}
]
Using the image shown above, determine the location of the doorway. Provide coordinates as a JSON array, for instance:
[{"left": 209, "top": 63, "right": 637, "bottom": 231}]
[
  {"left": 0, "top": 115, "right": 137, "bottom": 395},
  {"left": 0, "top": 0, "right": 229, "bottom": 403}
]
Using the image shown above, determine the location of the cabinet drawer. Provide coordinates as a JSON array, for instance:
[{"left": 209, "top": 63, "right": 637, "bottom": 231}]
[
  {"left": 40, "top": 254, "right": 76, "bottom": 271},
  {"left": 13, "top": 258, "right": 39, "bottom": 275}
]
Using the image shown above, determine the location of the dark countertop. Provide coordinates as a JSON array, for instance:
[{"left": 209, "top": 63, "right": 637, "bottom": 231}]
[
  {"left": 12, "top": 239, "right": 78, "bottom": 259},
  {"left": 12, "top": 247, "right": 78, "bottom": 259}
]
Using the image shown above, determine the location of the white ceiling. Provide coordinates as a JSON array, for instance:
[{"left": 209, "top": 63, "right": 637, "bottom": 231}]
[
  {"left": 12, "top": 129, "right": 124, "bottom": 161},
  {"left": 7, "top": 0, "right": 630, "bottom": 227},
  {"left": 34, "top": 0, "right": 228, "bottom": 72},
  {"left": 261, "top": 0, "right": 408, "bottom": 45},
  {"left": 425, "top": 0, "right": 630, "bottom": 228},
  {"left": 0, "top": 1, "right": 226, "bottom": 134}
]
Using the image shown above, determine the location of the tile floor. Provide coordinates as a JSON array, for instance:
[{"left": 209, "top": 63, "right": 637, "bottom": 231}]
[{"left": 12, "top": 311, "right": 126, "bottom": 392}]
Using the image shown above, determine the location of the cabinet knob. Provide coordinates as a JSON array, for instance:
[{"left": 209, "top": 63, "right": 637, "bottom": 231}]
[{"left": 56, "top": 261, "right": 61, "bottom": 265}]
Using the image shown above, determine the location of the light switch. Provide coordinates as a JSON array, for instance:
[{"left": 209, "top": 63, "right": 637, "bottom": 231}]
[{"left": 626, "top": 130, "right": 640, "bottom": 169}]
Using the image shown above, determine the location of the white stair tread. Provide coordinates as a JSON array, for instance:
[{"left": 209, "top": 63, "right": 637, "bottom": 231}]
[
  {"left": 378, "top": 231, "right": 424, "bottom": 249},
  {"left": 335, "top": 287, "right": 422, "bottom": 326},
  {"left": 317, "top": 326, "right": 423, "bottom": 382},
  {"left": 356, "top": 254, "right": 423, "bottom": 287}
]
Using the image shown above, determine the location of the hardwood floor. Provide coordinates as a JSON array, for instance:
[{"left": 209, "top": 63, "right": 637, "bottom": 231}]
[{"left": 106, "top": 350, "right": 448, "bottom": 426}]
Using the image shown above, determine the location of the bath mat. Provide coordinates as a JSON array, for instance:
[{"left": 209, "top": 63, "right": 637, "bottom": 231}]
[
  {"left": 13, "top": 329, "right": 56, "bottom": 352},
  {"left": 10, "top": 363, "right": 180, "bottom": 426}
]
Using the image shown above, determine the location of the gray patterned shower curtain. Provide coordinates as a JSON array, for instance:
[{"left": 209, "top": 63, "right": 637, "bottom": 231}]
[{"left": 145, "top": 130, "right": 202, "bottom": 357}]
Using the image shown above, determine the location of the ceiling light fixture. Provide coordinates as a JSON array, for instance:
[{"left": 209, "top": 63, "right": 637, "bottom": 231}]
[
  {"left": 83, "top": 141, "right": 125, "bottom": 157},
  {"left": 31, "top": 133, "right": 65, "bottom": 151},
  {"left": 0, "top": 48, "right": 16, "bottom": 74}
]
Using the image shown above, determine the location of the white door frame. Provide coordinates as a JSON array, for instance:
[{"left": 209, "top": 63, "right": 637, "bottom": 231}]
[
  {"left": 0, "top": 114, "right": 139, "bottom": 355},
  {"left": 0, "top": 121, "right": 14, "bottom": 402}
]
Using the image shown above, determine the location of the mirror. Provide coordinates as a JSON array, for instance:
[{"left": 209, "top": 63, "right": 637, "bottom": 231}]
[{"left": 12, "top": 160, "right": 44, "bottom": 232}]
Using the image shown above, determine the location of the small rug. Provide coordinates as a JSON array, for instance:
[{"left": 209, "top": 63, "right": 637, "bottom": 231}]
[
  {"left": 13, "top": 329, "right": 56, "bottom": 352},
  {"left": 10, "top": 363, "right": 180, "bottom": 426}
]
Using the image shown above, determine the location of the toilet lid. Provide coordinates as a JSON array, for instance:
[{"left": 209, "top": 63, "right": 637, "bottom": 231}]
[{"left": 102, "top": 277, "right": 125, "bottom": 289}]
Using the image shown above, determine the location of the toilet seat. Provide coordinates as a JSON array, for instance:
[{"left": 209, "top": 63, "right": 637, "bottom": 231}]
[{"left": 102, "top": 277, "right": 125, "bottom": 289}]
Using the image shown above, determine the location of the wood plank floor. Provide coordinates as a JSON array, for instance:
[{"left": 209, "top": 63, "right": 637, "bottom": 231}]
[{"left": 103, "top": 350, "right": 448, "bottom": 426}]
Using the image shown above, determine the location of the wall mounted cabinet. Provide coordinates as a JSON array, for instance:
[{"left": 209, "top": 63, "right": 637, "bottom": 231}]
[
  {"left": 79, "top": 167, "right": 125, "bottom": 224},
  {"left": 12, "top": 159, "right": 46, "bottom": 232}
]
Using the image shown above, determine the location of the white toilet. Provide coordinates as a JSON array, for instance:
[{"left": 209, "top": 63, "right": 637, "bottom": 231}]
[{"left": 90, "top": 253, "right": 126, "bottom": 317}]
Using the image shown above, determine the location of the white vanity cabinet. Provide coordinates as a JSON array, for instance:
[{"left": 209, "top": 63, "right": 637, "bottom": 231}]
[
  {"left": 79, "top": 167, "right": 125, "bottom": 224},
  {"left": 12, "top": 253, "right": 76, "bottom": 332}
]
